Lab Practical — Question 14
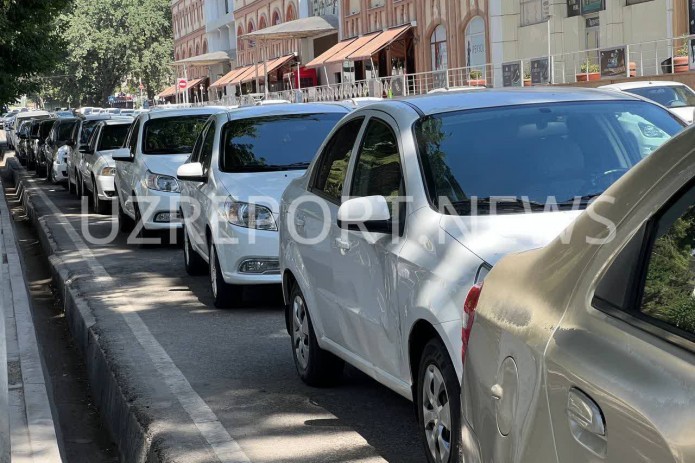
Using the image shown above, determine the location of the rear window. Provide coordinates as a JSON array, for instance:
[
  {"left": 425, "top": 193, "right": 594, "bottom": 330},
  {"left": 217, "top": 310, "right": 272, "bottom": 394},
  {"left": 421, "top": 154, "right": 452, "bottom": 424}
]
[
  {"left": 414, "top": 101, "right": 683, "bottom": 215},
  {"left": 142, "top": 115, "right": 209, "bottom": 154},
  {"left": 98, "top": 124, "right": 130, "bottom": 151},
  {"left": 625, "top": 85, "right": 695, "bottom": 108},
  {"left": 220, "top": 113, "right": 344, "bottom": 172},
  {"left": 57, "top": 121, "right": 78, "bottom": 142}
]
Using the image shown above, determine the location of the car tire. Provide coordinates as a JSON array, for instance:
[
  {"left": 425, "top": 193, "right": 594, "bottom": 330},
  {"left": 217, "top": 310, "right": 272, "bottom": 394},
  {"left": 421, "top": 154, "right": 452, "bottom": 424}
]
[
  {"left": 209, "top": 242, "right": 242, "bottom": 308},
  {"left": 68, "top": 175, "right": 76, "bottom": 195},
  {"left": 80, "top": 176, "right": 89, "bottom": 197},
  {"left": 289, "top": 283, "right": 344, "bottom": 387},
  {"left": 183, "top": 225, "right": 207, "bottom": 276},
  {"left": 134, "top": 202, "right": 156, "bottom": 247},
  {"left": 417, "top": 338, "right": 461, "bottom": 463},
  {"left": 117, "top": 193, "right": 134, "bottom": 234},
  {"left": 91, "top": 176, "right": 108, "bottom": 214}
]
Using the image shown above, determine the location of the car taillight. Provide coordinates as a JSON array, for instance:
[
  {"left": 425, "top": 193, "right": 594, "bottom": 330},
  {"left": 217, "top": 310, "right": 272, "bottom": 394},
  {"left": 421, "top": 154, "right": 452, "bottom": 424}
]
[{"left": 462, "top": 282, "right": 483, "bottom": 365}]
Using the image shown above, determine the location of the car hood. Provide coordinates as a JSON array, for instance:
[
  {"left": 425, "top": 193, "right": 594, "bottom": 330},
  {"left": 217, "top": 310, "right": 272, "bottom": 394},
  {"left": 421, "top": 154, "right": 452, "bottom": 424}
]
[
  {"left": 142, "top": 154, "right": 190, "bottom": 177},
  {"left": 219, "top": 170, "right": 306, "bottom": 214},
  {"left": 668, "top": 106, "right": 694, "bottom": 124},
  {"left": 440, "top": 210, "right": 583, "bottom": 265},
  {"left": 96, "top": 149, "right": 119, "bottom": 167}
]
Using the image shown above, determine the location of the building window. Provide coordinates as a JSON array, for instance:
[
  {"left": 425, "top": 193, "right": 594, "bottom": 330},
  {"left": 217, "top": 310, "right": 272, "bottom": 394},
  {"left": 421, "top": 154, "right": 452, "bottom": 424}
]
[
  {"left": 272, "top": 10, "right": 281, "bottom": 26},
  {"left": 286, "top": 3, "right": 296, "bottom": 21},
  {"left": 237, "top": 26, "right": 244, "bottom": 51},
  {"left": 520, "top": 0, "right": 546, "bottom": 27},
  {"left": 259, "top": 15, "right": 267, "bottom": 29},
  {"left": 465, "top": 16, "right": 486, "bottom": 68},
  {"left": 430, "top": 24, "right": 448, "bottom": 71}
]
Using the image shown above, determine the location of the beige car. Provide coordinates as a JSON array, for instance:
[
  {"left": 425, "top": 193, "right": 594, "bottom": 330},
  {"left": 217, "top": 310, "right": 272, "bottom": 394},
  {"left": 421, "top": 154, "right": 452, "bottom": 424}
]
[{"left": 461, "top": 126, "right": 695, "bottom": 462}]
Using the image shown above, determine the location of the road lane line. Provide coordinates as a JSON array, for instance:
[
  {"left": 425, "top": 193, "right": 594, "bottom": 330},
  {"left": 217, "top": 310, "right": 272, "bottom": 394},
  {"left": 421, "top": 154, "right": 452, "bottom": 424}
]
[{"left": 30, "top": 188, "right": 251, "bottom": 463}]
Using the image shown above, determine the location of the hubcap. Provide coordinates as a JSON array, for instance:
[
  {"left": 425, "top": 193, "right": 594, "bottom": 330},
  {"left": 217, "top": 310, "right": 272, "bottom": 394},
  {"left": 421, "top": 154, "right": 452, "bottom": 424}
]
[
  {"left": 422, "top": 364, "right": 452, "bottom": 463},
  {"left": 292, "top": 295, "right": 310, "bottom": 370},
  {"left": 210, "top": 245, "right": 217, "bottom": 298}
]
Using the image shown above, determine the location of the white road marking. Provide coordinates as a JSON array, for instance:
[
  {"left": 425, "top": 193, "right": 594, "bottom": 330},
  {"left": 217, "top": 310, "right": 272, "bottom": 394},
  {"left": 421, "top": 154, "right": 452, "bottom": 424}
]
[{"left": 30, "top": 188, "right": 252, "bottom": 463}]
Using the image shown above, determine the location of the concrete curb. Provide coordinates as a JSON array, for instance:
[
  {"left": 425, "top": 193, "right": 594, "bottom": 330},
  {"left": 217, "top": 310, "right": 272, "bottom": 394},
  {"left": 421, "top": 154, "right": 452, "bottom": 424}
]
[{"left": 7, "top": 161, "right": 156, "bottom": 463}]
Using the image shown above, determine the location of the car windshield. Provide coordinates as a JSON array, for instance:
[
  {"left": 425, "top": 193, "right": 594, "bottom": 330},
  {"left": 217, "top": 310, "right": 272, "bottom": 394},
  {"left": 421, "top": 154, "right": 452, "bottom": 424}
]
[
  {"left": 98, "top": 124, "right": 130, "bottom": 151},
  {"left": 220, "top": 113, "right": 345, "bottom": 172},
  {"left": 414, "top": 101, "right": 684, "bottom": 215},
  {"left": 142, "top": 115, "right": 209, "bottom": 154},
  {"left": 39, "top": 121, "right": 55, "bottom": 139},
  {"left": 30, "top": 122, "right": 41, "bottom": 136},
  {"left": 57, "top": 121, "right": 78, "bottom": 142},
  {"left": 80, "top": 120, "right": 100, "bottom": 144},
  {"left": 625, "top": 85, "right": 695, "bottom": 108}
]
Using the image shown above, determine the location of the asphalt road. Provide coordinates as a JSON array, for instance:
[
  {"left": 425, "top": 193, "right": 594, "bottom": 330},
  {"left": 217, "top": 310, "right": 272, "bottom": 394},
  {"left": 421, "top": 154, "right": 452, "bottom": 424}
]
[{"left": 3, "top": 144, "right": 423, "bottom": 462}]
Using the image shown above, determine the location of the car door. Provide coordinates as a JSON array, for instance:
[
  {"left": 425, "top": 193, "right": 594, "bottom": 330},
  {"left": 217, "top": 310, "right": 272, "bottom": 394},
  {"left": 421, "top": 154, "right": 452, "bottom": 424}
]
[
  {"left": 332, "top": 114, "right": 406, "bottom": 379},
  {"left": 117, "top": 117, "right": 141, "bottom": 215},
  {"left": 545, "top": 181, "right": 695, "bottom": 462},
  {"left": 295, "top": 116, "right": 366, "bottom": 344},
  {"left": 180, "top": 122, "right": 207, "bottom": 248},
  {"left": 193, "top": 120, "right": 217, "bottom": 258}
]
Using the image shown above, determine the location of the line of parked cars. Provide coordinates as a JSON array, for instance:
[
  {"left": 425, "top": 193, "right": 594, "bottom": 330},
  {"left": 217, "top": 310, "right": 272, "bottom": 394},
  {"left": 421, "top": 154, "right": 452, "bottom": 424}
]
[{"left": 10, "top": 85, "right": 695, "bottom": 462}]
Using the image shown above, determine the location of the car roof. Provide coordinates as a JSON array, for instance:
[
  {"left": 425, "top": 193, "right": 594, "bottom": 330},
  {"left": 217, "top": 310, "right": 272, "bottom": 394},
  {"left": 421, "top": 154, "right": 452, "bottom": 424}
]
[
  {"left": 599, "top": 80, "right": 688, "bottom": 91},
  {"left": 224, "top": 102, "right": 351, "bottom": 121},
  {"left": 145, "top": 106, "right": 228, "bottom": 120},
  {"left": 379, "top": 87, "right": 644, "bottom": 116},
  {"left": 102, "top": 119, "right": 133, "bottom": 126},
  {"left": 16, "top": 110, "right": 50, "bottom": 119}
]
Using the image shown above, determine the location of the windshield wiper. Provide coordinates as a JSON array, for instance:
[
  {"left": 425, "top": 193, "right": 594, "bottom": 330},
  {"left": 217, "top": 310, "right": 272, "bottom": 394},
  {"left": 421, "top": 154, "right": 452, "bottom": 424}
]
[
  {"left": 556, "top": 193, "right": 603, "bottom": 207},
  {"left": 450, "top": 197, "right": 547, "bottom": 215},
  {"left": 228, "top": 162, "right": 310, "bottom": 172}
]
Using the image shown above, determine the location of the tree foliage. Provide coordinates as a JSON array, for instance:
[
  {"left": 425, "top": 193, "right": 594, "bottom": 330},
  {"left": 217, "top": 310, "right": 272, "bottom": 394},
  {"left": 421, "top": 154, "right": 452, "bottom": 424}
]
[{"left": 0, "top": 0, "right": 72, "bottom": 107}]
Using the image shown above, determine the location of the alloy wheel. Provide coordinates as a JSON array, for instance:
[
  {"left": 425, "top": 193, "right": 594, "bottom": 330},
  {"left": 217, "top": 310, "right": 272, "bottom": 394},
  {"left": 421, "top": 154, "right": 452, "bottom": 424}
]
[
  {"left": 422, "top": 364, "right": 452, "bottom": 463},
  {"left": 292, "top": 295, "right": 310, "bottom": 371}
]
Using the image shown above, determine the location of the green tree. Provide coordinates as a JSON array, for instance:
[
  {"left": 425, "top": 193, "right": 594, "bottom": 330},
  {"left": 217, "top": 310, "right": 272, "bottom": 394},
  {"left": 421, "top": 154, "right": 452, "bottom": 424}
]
[{"left": 0, "top": 0, "right": 72, "bottom": 107}]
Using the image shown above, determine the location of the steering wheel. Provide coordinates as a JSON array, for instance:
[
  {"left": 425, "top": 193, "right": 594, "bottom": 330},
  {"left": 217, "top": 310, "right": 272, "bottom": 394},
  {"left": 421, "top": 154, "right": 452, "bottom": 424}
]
[{"left": 590, "top": 168, "right": 630, "bottom": 191}]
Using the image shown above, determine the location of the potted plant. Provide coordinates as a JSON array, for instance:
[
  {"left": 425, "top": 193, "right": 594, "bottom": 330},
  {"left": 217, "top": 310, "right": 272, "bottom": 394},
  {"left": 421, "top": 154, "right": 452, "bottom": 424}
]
[
  {"left": 576, "top": 60, "right": 600, "bottom": 82},
  {"left": 523, "top": 69, "right": 532, "bottom": 87},
  {"left": 467, "top": 69, "right": 486, "bottom": 87},
  {"left": 661, "top": 42, "right": 690, "bottom": 74}
]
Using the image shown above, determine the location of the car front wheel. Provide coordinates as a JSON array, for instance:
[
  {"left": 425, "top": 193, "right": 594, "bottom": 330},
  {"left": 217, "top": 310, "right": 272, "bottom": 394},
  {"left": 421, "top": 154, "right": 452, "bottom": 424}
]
[
  {"left": 183, "top": 225, "right": 207, "bottom": 276},
  {"left": 209, "top": 242, "right": 242, "bottom": 308},
  {"left": 417, "top": 338, "right": 461, "bottom": 463},
  {"left": 289, "top": 283, "right": 344, "bottom": 387}
]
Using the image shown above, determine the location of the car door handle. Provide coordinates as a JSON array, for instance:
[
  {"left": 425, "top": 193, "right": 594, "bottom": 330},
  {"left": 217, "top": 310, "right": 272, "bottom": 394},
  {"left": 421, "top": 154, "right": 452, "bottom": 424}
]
[
  {"left": 335, "top": 238, "right": 351, "bottom": 251},
  {"left": 491, "top": 384, "right": 503, "bottom": 400},
  {"left": 567, "top": 388, "right": 607, "bottom": 456}
]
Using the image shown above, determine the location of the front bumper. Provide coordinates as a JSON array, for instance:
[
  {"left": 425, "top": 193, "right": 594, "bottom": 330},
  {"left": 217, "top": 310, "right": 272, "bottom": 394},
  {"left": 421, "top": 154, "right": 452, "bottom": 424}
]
[
  {"left": 136, "top": 189, "right": 183, "bottom": 231},
  {"left": 214, "top": 221, "right": 281, "bottom": 285},
  {"left": 51, "top": 158, "right": 68, "bottom": 182},
  {"left": 95, "top": 175, "right": 116, "bottom": 200}
]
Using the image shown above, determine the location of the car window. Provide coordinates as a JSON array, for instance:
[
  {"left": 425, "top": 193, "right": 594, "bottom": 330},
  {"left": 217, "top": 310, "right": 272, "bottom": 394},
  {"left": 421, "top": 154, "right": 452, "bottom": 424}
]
[
  {"left": 98, "top": 124, "right": 130, "bottom": 151},
  {"left": 312, "top": 117, "right": 364, "bottom": 203},
  {"left": 142, "top": 115, "right": 209, "bottom": 155},
  {"left": 189, "top": 122, "right": 208, "bottom": 164},
  {"left": 128, "top": 120, "right": 141, "bottom": 155},
  {"left": 200, "top": 121, "right": 215, "bottom": 175},
  {"left": 57, "top": 121, "right": 78, "bottom": 142},
  {"left": 640, "top": 188, "right": 695, "bottom": 339},
  {"left": 80, "top": 121, "right": 99, "bottom": 145},
  {"left": 351, "top": 119, "right": 403, "bottom": 215},
  {"left": 88, "top": 125, "right": 101, "bottom": 152},
  {"left": 414, "top": 101, "right": 683, "bottom": 215},
  {"left": 39, "top": 121, "right": 55, "bottom": 140},
  {"left": 220, "top": 113, "right": 345, "bottom": 172},
  {"left": 625, "top": 85, "right": 695, "bottom": 108}
]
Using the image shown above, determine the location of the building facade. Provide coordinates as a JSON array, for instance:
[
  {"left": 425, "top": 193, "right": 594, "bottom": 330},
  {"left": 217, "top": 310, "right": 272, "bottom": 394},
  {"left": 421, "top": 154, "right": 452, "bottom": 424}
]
[
  {"left": 204, "top": 0, "right": 237, "bottom": 84},
  {"left": 171, "top": 0, "right": 208, "bottom": 79}
]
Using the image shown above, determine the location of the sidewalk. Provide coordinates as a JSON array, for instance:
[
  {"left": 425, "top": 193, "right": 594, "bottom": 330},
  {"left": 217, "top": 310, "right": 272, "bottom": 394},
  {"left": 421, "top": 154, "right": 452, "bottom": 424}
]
[{"left": 0, "top": 142, "right": 63, "bottom": 461}]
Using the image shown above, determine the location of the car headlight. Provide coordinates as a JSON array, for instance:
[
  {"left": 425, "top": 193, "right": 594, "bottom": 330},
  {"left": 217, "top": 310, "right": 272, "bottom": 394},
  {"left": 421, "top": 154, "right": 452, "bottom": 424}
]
[
  {"left": 100, "top": 166, "right": 115, "bottom": 176},
  {"left": 144, "top": 171, "right": 180, "bottom": 192},
  {"left": 223, "top": 198, "right": 277, "bottom": 231},
  {"left": 57, "top": 145, "right": 70, "bottom": 159}
]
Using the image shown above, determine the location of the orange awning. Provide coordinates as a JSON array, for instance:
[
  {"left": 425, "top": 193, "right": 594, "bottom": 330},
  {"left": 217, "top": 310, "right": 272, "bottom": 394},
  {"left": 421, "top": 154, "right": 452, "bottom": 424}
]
[
  {"left": 229, "top": 65, "right": 259, "bottom": 85},
  {"left": 305, "top": 37, "right": 356, "bottom": 68},
  {"left": 211, "top": 66, "right": 251, "bottom": 88},
  {"left": 239, "top": 55, "right": 296, "bottom": 84},
  {"left": 347, "top": 25, "right": 411, "bottom": 61},
  {"left": 323, "top": 32, "right": 381, "bottom": 65},
  {"left": 185, "top": 78, "right": 205, "bottom": 90},
  {"left": 156, "top": 85, "right": 177, "bottom": 98}
]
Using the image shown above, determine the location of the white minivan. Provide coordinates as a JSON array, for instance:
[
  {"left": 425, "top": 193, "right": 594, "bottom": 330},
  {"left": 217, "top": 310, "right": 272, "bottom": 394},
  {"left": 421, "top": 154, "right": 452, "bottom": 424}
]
[
  {"left": 176, "top": 103, "right": 350, "bottom": 308},
  {"left": 111, "top": 107, "right": 226, "bottom": 240}
]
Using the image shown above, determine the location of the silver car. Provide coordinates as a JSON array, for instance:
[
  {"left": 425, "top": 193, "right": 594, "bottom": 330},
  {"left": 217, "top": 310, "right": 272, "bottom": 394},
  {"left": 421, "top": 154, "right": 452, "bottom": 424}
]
[{"left": 461, "top": 125, "right": 695, "bottom": 462}]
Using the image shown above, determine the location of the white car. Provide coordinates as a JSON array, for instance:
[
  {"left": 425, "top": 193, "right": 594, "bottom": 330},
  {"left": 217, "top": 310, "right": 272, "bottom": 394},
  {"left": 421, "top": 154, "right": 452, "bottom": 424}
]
[
  {"left": 11, "top": 110, "right": 50, "bottom": 150},
  {"left": 460, "top": 119, "right": 695, "bottom": 463},
  {"left": 177, "top": 103, "right": 350, "bottom": 308},
  {"left": 67, "top": 114, "right": 114, "bottom": 195},
  {"left": 79, "top": 119, "right": 133, "bottom": 214},
  {"left": 600, "top": 80, "right": 695, "bottom": 124},
  {"left": 278, "top": 88, "right": 684, "bottom": 463},
  {"left": 111, "top": 107, "right": 226, "bottom": 241}
]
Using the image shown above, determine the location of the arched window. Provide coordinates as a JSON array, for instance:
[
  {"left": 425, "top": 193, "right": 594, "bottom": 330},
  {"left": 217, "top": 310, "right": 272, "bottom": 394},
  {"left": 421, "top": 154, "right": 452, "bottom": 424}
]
[
  {"left": 195, "top": 43, "right": 200, "bottom": 56},
  {"left": 237, "top": 25, "right": 245, "bottom": 51},
  {"left": 203, "top": 40, "right": 208, "bottom": 53},
  {"left": 259, "top": 15, "right": 267, "bottom": 30},
  {"left": 286, "top": 3, "right": 296, "bottom": 21},
  {"left": 247, "top": 20, "right": 255, "bottom": 33},
  {"left": 272, "top": 10, "right": 281, "bottom": 26},
  {"left": 430, "top": 24, "right": 448, "bottom": 71},
  {"left": 465, "top": 16, "right": 486, "bottom": 68}
]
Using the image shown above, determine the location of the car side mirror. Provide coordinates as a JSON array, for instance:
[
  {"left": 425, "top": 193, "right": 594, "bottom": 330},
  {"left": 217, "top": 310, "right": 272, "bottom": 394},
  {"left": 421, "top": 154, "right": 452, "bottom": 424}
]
[
  {"left": 111, "top": 147, "right": 134, "bottom": 163},
  {"left": 337, "top": 196, "right": 392, "bottom": 234},
  {"left": 177, "top": 162, "right": 207, "bottom": 183}
]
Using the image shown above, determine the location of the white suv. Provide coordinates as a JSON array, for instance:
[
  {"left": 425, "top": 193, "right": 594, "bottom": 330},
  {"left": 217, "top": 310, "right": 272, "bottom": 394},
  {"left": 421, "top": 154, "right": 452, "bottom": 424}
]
[
  {"left": 79, "top": 119, "right": 133, "bottom": 214},
  {"left": 111, "top": 107, "right": 226, "bottom": 240},
  {"left": 278, "top": 88, "right": 684, "bottom": 463},
  {"left": 177, "top": 103, "right": 350, "bottom": 308}
]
